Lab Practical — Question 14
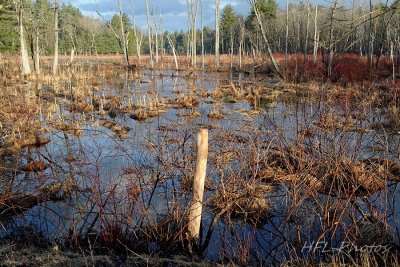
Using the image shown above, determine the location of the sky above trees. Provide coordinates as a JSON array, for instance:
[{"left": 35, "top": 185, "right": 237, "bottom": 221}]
[
  {"left": 60, "top": 0, "right": 251, "bottom": 32},
  {"left": 62, "top": 0, "right": 387, "bottom": 32},
  {"left": 64, "top": 0, "right": 397, "bottom": 32}
]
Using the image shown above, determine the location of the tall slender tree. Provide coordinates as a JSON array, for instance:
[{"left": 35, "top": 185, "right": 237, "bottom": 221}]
[
  {"left": 215, "top": 0, "right": 220, "bottom": 66},
  {"left": 145, "top": 0, "right": 154, "bottom": 68},
  {"left": 15, "top": 0, "right": 31, "bottom": 75},
  {"left": 52, "top": 0, "right": 59, "bottom": 74}
]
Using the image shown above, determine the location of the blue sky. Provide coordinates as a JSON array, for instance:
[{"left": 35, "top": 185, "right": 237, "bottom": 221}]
[
  {"left": 60, "top": 0, "right": 393, "bottom": 32},
  {"left": 61, "top": 0, "right": 251, "bottom": 32},
  {"left": 61, "top": 0, "right": 250, "bottom": 31}
]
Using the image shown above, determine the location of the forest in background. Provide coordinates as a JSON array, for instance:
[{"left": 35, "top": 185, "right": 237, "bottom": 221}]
[
  {"left": 0, "top": 0, "right": 400, "bottom": 85},
  {"left": 0, "top": 0, "right": 399, "bottom": 63}
]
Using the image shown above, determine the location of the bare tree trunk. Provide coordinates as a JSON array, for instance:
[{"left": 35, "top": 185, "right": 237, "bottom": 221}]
[
  {"left": 192, "top": 0, "right": 199, "bottom": 67},
  {"left": 239, "top": 18, "right": 244, "bottom": 69},
  {"left": 130, "top": 0, "right": 142, "bottom": 64},
  {"left": 145, "top": 0, "right": 154, "bottom": 69},
  {"left": 185, "top": 0, "right": 190, "bottom": 60},
  {"left": 159, "top": 12, "right": 164, "bottom": 68},
  {"left": 215, "top": 0, "right": 220, "bottom": 67},
  {"left": 304, "top": 0, "right": 310, "bottom": 61},
  {"left": 35, "top": 28, "right": 40, "bottom": 75},
  {"left": 187, "top": 0, "right": 199, "bottom": 67},
  {"left": 391, "top": 41, "right": 395, "bottom": 82},
  {"left": 167, "top": 33, "right": 179, "bottom": 70},
  {"left": 327, "top": 1, "right": 337, "bottom": 77},
  {"left": 230, "top": 31, "right": 233, "bottom": 68},
  {"left": 119, "top": 0, "right": 129, "bottom": 66},
  {"left": 368, "top": 0, "right": 373, "bottom": 66},
  {"left": 251, "top": 0, "right": 282, "bottom": 79},
  {"left": 17, "top": 0, "right": 30, "bottom": 75},
  {"left": 53, "top": 0, "right": 59, "bottom": 75},
  {"left": 285, "top": 0, "right": 289, "bottom": 65},
  {"left": 350, "top": 0, "right": 355, "bottom": 52},
  {"left": 313, "top": 5, "right": 318, "bottom": 64},
  {"left": 152, "top": 8, "right": 159, "bottom": 64},
  {"left": 201, "top": 0, "right": 204, "bottom": 68}
]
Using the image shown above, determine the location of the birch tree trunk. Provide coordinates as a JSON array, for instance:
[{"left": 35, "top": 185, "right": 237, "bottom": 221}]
[
  {"left": 145, "top": 0, "right": 154, "bottom": 69},
  {"left": 304, "top": 0, "right": 310, "bottom": 61},
  {"left": 191, "top": 0, "right": 198, "bottom": 67},
  {"left": 53, "top": 0, "right": 59, "bottom": 75},
  {"left": 17, "top": 0, "right": 30, "bottom": 75},
  {"left": 167, "top": 33, "right": 179, "bottom": 70},
  {"left": 200, "top": 0, "right": 204, "bottom": 68},
  {"left": 35, "top": 28, "right": 40, "bottom": 74},
  {"left": 118, "top": 0, "right": 129, "bottom": 66},
  {"left": 230, "top": 31, "right": 233, "bottom": 68},
  {"left": 250, "top": 0, "right": 282, "bottom": 79},
  {"left": 152, "top": 9, "right": 159, "bottom": 64},
  {"left": 239, "top": 18, "right": 244, "bottom": 69},
  {"left": 327, "top": 1, "right": 337, "bottom": 77},
  {"left": 285, "top": 0, "right": 289, "bottom": 65},
  {"left": 215, "top": 0, "right": 220, "bottom": 67},
  {"left": 130, "top": 0, "right": 142, "bottom": 64},
  {"left": 368, "top": 0, "right": 373, "bottom": 66},
  {"left": 313, "top": 5, "right": 318, "bottom": 64}
]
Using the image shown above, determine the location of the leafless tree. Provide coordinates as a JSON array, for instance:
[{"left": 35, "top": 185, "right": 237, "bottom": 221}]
[
  {"left": 53, "top": 0, "right": 59, "bottom": 74},
  {"left": 215, "top": 0, "right": 220, "bottom": 67},
  {"left": 145, "top": 0, "right": 154, "bottom": 68},
  {"left": 14, "top": 0, "right": 31, "bottom": 75},
  {"left": 130, "top": 0, "right": 142, "bottom": 64},
  {"left": 249, "top": 0, "right": 282, "bottom": 78}
]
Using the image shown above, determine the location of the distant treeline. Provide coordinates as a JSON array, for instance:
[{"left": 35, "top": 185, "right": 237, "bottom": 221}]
[{"left": 1, "top": 0, "right": 399, "bottom": 61}]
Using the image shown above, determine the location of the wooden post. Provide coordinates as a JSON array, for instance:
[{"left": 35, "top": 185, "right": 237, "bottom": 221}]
[{"left": 188, "top": 128, "right": 208, "bottom": 241}]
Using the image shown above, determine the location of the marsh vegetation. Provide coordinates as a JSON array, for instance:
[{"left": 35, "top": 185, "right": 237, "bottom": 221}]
[{"left": 1, "top": 0, "right": 400, "bottom": 265}]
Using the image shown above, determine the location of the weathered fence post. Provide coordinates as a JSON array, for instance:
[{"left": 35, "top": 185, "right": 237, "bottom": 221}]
[{"left": 188, "top": 128, "right": 208, "bottom": 241}]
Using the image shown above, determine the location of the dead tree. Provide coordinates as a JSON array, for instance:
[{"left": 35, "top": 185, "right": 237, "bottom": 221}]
[
  {"left": 15, "top": 0, "right": 31, "bottom": 75},
  {"left": 249, "top": 0, "right": 283, "bottom": 79},
  {"left": 118, "top": 0, "right": 130, "bottom": 66},
  {"left": 215, "top": 0, "right": 220, "bottom": 67},
  {"left": 145, "top": 0, "right": 154, "bottom": 68},
  {"left": 53, "top": 0, "right": 59, "bottom": 74}
]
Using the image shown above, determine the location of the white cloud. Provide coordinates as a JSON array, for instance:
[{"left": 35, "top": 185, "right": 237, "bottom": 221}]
[{"left": 61, "top": 0, "right": 251, "bottom": 32}]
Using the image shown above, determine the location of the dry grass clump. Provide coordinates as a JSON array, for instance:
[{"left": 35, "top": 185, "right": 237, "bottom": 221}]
[
  {"left": 212, "top": 82, "right": 246, "bottom": 103},
  {"left": 130, "top": 110, "right": 149, "bottom": 121},
  {"left": 16, "top": 134, "right": 50, "bottom": 148},
  {"left": 41, "top": 180, "right": 78, "bottom": 200},
  {"left": 1, "top": 134, "right": 50, "bottom": 158},
  {"left": 102, "top": 95, "right": 122, "bottom": 117},
  {"left": 209, "top": 181, "right": 274, "bottom": 226},
  {"left": 54, "top": 121, "right": 83, "bottom": 136},
  {"left": 100, "top": 120, "right": 130, "bottom": 138},
  {"left": 176, "top": 110, "right": 201, "bottom": 119},
  {"left": 254, "top": 144, "right": 398, "bottom": 196},
  {"left": 19, "top": 160, "right": 49, "bottom": 173},
  {"left": 208, "top": 108, "right": 224, "bottom": 119},
  {"left": 174, "top": 95, "right": 200, "bottom": 108},
  {"left": 0, "top": 194, "right": 41, "bottom": 223},
  {"left": 68, "top": 102, "right": 94, "bottom": 113},
  {"left": 215, "top": 132, "right": 249, "bottom": 144},
  {"left": 0, "top": 145, "right": 21, "bottom": 158},
  {"left": 315, "top": 112, "right": 355, "bottom": 131}
]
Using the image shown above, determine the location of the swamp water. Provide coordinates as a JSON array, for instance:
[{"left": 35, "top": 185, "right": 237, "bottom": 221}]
[{"left": 1, "top": 69, "right": 400, "bottom": 264}]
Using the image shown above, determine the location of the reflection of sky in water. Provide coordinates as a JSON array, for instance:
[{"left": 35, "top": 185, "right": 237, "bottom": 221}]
[{"left": 3, "top": 69, "right": 400, "bottom": 263}]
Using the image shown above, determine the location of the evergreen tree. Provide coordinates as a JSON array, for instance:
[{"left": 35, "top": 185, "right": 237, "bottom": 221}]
[
  {"left": 220, "top": 4, "right": 236, "bottom": 53},
  {"left": 0, "top": 0, "right": 18, "bottom": 53}
]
